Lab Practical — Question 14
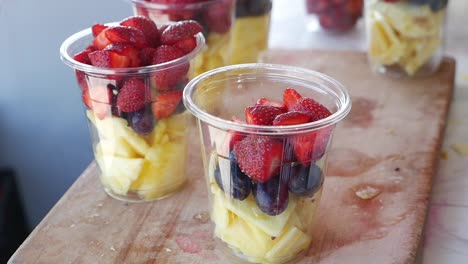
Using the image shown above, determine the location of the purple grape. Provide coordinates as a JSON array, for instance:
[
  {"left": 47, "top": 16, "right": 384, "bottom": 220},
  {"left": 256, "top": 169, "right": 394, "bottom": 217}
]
[
  {"left": 128, "top": 105, "right": 155, "bottom": 135},
  {"left": 286, "top": 163, "right": 323, "bottom": 196},
  {"left": 214, "top": 151, "right": 252, "bottom": 201},
  {"left": 253, "top": 175, "right": 289, "bottom": 216}
]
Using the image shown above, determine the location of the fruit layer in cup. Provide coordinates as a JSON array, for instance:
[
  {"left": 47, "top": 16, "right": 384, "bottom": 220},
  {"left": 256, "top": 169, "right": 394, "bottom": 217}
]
[
  {"left": 132, "top": 0, "right": 235, "bottom": 76},
  {"left": 206, "top": 88, "right": 333, "bottom": 263},
  {"left": 306, "top": 0, "right": 363, "bottom": 32},
  {"left": 231, "top": 0, "right": 272, "bottom": 64},
  {"left": 70, "top": 16, "right": 204, "bottom": 201},
  {"left": 367, "top": 0, "right": 447, "bottom": 76}
]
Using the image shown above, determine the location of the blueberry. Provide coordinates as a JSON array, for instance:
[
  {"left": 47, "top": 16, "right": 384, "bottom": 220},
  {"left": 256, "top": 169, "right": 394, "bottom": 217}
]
[
  {"left": 429, "top": 0, "right": 448, "bottom": 11},
  {"left": 286, "top": 163, "right": 323, "bottom": 196},
  {"left": 253, "top": 175, "right": 289, "bottom": 216},
  {"left": 214, "top": 151, "right": 252, "bottom": 201},
  {"left": 127, "top": 105, "right": 155, "bottom": 135},
  {"left": 408, "top": 0, "right": 431, "bottom": 5},
  {"left": 235, "top": 0, "right": 272, "bottom": 17}
]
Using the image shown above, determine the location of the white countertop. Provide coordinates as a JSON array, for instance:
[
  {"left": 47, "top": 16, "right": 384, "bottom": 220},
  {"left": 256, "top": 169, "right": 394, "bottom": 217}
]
[{"left": 268, "top": 0, "right": 468, "bottom": 263}]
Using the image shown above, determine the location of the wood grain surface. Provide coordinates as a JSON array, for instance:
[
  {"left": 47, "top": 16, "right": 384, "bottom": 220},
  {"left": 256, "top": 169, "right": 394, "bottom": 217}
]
[{"left": 9, "top": 51, "right": 455, "bottom": 264}]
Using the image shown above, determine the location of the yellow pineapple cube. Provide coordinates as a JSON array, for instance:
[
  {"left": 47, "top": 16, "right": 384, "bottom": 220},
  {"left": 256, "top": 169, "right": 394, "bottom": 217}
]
[
  {"left": 265, "top": 226, "right": 311, "bottom": 262},
  {"left": 95, "top": 138, "right": 136, "bottom": 158}
]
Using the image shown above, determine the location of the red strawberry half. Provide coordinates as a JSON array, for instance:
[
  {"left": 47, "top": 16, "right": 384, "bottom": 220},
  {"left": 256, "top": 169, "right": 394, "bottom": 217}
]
[
  {"left": 256, "top": 97, "right": 287, "bottom": 111},
  {"left": 83, "top": 85, "right": 113, "bottom": 120},
  {"left": 116, "top": 78, "right": 151, "bottom": 112},
  {"left": 151, "top": 45, "right": 189, "bottom": 90},
  {"left": 93, "top": 29, "right": 112, "bottom": 50},
  {"left": 160, "top": 20, "right": 203, "bottom": 45},
  {"left": 291, "top": 126, "right": 333, "bottom": 166},
  {"left": 233, "top": 136, "right": 284, "bottom": 183},
  {"left": 283, "top": 88, "right": 303, "bottom": 111},
  {"left": 120, "top": 16, "right": 160, "bottom": 48},
  {"left": 291, "top": 97, "right": 332, "bottom": 121},
  {"left": 104, "top": 43, "right": 141, "bottom": 67},
  {"left": 272, "top": 111, "right": 312, "bottom": 126},
  {"left": 105, "top": 26, "right": 149, "bottom": 48},
  {"left": 173, "top": 36, "right": 197, "bottom": 54},
  {"left": 245, "top": 105, "right": 285, "bottom": 125},
  {"left": 88, "top": 50, "right": 131, "bottom": 68},
  {"left": 92, "top": 24, "right": 108, "bottom": 37},
  {"left": 151, "top": 91, "right": 183, "bottom": 119}
]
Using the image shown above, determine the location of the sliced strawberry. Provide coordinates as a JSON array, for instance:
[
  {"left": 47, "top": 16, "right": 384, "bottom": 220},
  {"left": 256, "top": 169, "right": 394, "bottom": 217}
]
[
  {"left": 104, "top": 43, "right": 141, "bottom": 67},
  {"left": 92, "top": 23, "right": 108, "bottom": 37},
  {"left": 245, "top": 105, "right": 285, "bottom": 125},
  {"left": 116, "top": 78, "right": 152, "bottom": 112},
  {"left": 291, "top": 97, "right": 332, "bottom": 121},
  {"left": 256, "top": 97, "right": 287, "bottom": 111},
  {"left": 272, "top": 111, "right": 312, "bottom": 126},
  {"left": 120, "top": 16, "right": 160, "bottom": 47},
  {"left": 93, "top": 29, "right": 112, "bottom": 50},
  {"left": 160, "top": 20, "right": 203, "bottom": 45},
  {"left": 151, "top": 45, "right": 189, "bottom": 90},
  {"left": 151, "top": 91, "right": 183, "bottom": 119},
  {"left": 291, "top": 126, "right": 334, "bottom": 166},
  {"left": 73, "top": 51, "right": 92, "bottom": 91},
  {"left": 138, "top": 47, "right": 157, "bottom": 66},
  {"left": 73, "top": 51, "right": 91, "bottom": 64},
  {"left": 105, "top": 26, "right": 149, "bottom": 48},
  {"left": 233, "top": 136, "right": 284, "bottom": 183},
  {"left": 173, "top": 36, "right": 197, "bottom": 54},
  {"left": 88, "top": 50, "right": 131, "bottom": 68},
  {"left": 83, "top": 85, "right": 113, "bottom": 120},
  {"left": 85, "top": 45, "right": 97, "bottom": 52},
  {"left": 283, "top": 88, "right": 303, "bottom": 111}
]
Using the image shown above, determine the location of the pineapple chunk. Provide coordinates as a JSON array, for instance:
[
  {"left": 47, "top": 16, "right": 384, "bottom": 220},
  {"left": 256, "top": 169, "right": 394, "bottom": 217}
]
[
  {"left": 219, "top": 215, "right": 275, "bottom": 260},
  {"left": 372, "top": 1, "right": 442, "bottom": 38},
  {"left": 265, "top": 226, "right": 311, "bottom": 262},
  {"left": 368, "top": 11, "right": 405, "bottom": 65},
  {"left": 95, "top": 152, "right": 145, "bottom": 195},
  {"left": 399, "top": 35, "right": 441, "bottom": 76},
  {"left": 131, "top": 141, "right": 187, "bottom": 199},
  {"left": 212, "top": 192, "right": 231, "bottom": 234},
  {"left": 166, "top": 113, "right": 188, "bottom": 138},
  {"left": 89, "top": 113, "right": 149, "bottom": 156},
  {"left": 95, "top": 138, "right": 136, "bottom": 158},
  {"left": 215, "top": 190, "right": 296, "bottom": 237},
  {"left": 149, "top": 119, "right": 167, "bottom": 145},
  {"left": 295, "top": 191, "right": 322, "bottom": 234}
]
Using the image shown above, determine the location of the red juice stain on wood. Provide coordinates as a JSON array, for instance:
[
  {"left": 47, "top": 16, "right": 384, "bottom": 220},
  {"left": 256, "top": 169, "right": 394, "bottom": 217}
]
[
  {"left": 344, "top": 97, "right": 378, "bottom": 128},
  {"left": 176, "top": 236, "right": 202, "bottom": 254},
  {"left": 309, "top": 180, "right": 407, "bottom": 257},
  {"left": 327, "top": 148, "right": 380, "bottom": 177}
]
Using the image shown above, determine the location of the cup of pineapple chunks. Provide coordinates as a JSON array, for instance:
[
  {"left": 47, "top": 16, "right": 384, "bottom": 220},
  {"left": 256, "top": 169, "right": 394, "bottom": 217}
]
[
  {"left": 183, "top": 64, "right": 351, "bottom": 263},
  {"left": 60, "top": 21, "right": 205, "bottom": 202}
]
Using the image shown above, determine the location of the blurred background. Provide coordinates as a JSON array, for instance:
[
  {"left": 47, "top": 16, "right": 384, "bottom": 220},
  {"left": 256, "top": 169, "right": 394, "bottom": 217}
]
[{"left": 0, "top": 0, "right": 466, "bottom": 262}]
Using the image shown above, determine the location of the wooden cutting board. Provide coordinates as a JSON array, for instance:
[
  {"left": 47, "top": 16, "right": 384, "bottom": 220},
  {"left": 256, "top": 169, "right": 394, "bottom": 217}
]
[{"left": 9, "top": 50, "right": 455, "bottom": 264}]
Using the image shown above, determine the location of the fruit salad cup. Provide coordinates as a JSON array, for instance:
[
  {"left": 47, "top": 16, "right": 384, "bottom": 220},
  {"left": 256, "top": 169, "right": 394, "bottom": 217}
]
[
  {"left": 366, "top": 0, "right": 448, "bottom": 77},
  {"left": 232, "top": 0, "right": 272, "bottom": 64},
  {"left": 183, "top": 64, "right": 351, "bottom": 263},
  {"left": 60, "top": 17, "right": 205, "bottom": 202},
  {"left": 305, "top": 0, "right": 364, "bottom": 32},
  {"left": 129, "top": 0, "right": 235, "bottom": 76}
]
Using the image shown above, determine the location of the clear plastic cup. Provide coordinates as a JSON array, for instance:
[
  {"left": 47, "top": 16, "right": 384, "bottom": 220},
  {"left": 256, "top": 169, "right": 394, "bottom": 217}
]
[
  {"left": 183, "top": 64, "right": 351, "bottom": 263},
  {"left": 60, "top": 22, "right": 205, "bottom": 202},
  {"left": 231, "top": 0, "right": 272, "bottom": 64},
  {"left": 365, "top": 0, "right": 448, "bottom": 77},
  {"left": 129, "top": 0, "right": 235, "bottom": 76}
]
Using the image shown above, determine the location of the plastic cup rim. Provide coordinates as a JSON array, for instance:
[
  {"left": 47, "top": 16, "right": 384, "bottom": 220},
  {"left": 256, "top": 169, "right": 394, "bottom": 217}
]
[{"left": 183, "top": 63, "right": 352, "bottom": 136}]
